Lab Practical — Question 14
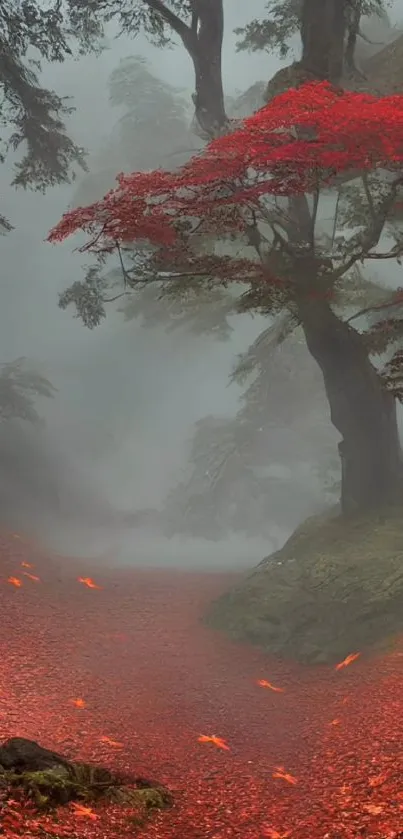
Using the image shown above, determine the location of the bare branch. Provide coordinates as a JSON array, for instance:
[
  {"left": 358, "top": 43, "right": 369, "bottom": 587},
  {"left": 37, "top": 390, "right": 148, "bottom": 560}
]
[
  {"left": 346, "top": 291, "right": 403, "bottom": 325},
  {"left": 103, "top": 292, "right": 129, "bottom": 303},
  {"left": 142, "top": 0, "right": 195, "bottom": 48},
  {"left": 334, "top": 175, "right": 403, "bottom": 279},
  {"left": 365, "top": 245, "right": 403, "bottom": 260}
]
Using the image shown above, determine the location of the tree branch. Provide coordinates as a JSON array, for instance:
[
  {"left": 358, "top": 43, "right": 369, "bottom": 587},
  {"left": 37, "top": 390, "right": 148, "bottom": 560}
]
[
  {"left": 103, "top": 292, "right": 129, "bottom": 303},
  {"left": 364, "top": 245, "right": 403, "bottom": 260},
  {"left": 333, "top": 175, "right": 403, "bottom": 280},
  {"left": 142, "top": 0, "right": 196, "bottom": 50},
  {"left": 346, "top": 292, "right": 403, "bottom": 325}
]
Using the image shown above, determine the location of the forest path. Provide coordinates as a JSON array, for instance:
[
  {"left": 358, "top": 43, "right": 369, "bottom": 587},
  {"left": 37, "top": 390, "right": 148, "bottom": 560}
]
[{"left": 0, "top": 531, "right": 402, "bottom": 838}]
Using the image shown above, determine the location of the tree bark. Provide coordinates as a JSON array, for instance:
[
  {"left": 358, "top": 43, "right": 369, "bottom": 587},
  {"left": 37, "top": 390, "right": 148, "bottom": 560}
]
[
  {"left": 143, "top": 0, "right": 227, "bottom": 139},
  {"left": 297, "top": 296, "right": 403, "bottom": 514},
  {"left": 187, "top": 0, "right": 228, "bottom": 138},
  {"left": 300, "top": 0, "right": 348, "bottom": 84}
]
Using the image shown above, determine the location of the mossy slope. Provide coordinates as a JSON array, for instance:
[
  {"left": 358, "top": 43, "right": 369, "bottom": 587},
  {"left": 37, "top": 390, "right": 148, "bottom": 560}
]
[{"left": 205, "top": 507, "right": 403, "bottom": 664}]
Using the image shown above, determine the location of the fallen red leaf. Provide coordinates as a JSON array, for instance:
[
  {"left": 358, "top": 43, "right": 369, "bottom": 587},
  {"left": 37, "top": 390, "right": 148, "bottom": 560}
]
[{"left": 335, "top": 652, "right": 361, "bottom": 671}]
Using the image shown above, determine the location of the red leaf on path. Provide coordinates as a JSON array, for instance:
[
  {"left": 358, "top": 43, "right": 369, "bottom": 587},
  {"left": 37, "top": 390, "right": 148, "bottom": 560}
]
[{"left": 335, "top": 652, "right": 361, "bottom": 671}]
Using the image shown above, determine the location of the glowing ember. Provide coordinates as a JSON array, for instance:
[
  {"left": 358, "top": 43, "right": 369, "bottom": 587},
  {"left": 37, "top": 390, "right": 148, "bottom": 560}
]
[
  {"left": 71, "top": 698, "right": 87, "bottom": 709},
  {"left": 257, "top": 679, "right": 285, "bottom": 693},
  {"left": 330, "top": 718, "right": 341, "bottom": 726},
  {"left": 7, "top": 576, "right": 22, "bottom": 587},
  {"left": 78, "top": 576, "right": 102, "bottom": 590},
  {"left": 21, "top": 561, "right": 33, "bottom": 568},
  {"left": 335, "top": 652, "right": 361, "bottom": 671},
  {"left": 198, "top": 734, "right": 230, "bottom": 751},
  {"left": 272, "top": 766, "right": 298, "bottom": 785}
]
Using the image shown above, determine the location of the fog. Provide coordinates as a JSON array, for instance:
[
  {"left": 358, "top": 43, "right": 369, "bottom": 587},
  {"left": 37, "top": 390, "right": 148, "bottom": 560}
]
[{"left": 0, "top": 0, "right": 401, "bottom": 570}]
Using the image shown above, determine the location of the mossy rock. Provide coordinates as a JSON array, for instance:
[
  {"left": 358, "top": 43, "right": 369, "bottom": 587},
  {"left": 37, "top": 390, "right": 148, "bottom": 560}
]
[
  {"left": 205, "top": 507, "right": 403, "bottom": 664},
  {"left": 264, "top": 62, "right": 319, "bottom": 102},
  {"left": 0, "top": 737, "right": 172, "bottom": 815},
  {"left": 264, "top": 34, "right": 403, "bottom": 106}
]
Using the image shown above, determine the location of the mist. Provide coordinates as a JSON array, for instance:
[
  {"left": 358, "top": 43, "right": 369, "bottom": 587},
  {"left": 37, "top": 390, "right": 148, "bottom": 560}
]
[{"left": 1, "top": 0, "right": 401, "bottom": 571}]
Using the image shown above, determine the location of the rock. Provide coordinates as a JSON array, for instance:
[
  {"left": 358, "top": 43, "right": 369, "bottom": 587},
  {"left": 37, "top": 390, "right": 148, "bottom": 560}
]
[
  {"left": 264, "top": 62, "right": 319, "bottom": 102},
  {"left": 362, "top": 34, "right": 403, "bottom": 95},
  {"left": 205, "top": 506, "right": 403, "bottom": 664},
  {"left": 0, "top": 738, "right": 71, "bottom": 772},
  {"left": 264, "top": 30, "right": 403, "bottom": 104},
  {"left": 0, "top": 737, "right": 172, "bottom": 813}
]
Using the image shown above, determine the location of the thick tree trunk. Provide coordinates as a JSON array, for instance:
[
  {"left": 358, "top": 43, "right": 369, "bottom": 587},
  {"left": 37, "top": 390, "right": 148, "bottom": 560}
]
[
  {"left": 298, "top": 297, "right": 403, "bottom": 514},
  {"left": 185, "top": 0, "right": 228, "bottom": 138},
  {"left": 192, "top": 43, "right": 227, "bottom": 139},
  {"left": 300, "top": 0, "right": 348, "bottom": 84},
  {"left": 145, "top": 0, "right": 227, "bottom": 140}
]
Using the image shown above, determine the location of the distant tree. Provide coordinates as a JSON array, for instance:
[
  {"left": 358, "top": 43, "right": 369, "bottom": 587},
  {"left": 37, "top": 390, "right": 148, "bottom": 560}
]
[
  {"left": 154, "top": 265, "right": 383, "bottom": 538},
  {"left": 0, "top": 358, "right": 55, "bottom": 425},
  {"left": 162, "top": 337, "right": 340, "bottom": 541},
  {"left": 72, "top": 55, "right": 195, "bottom": 208},
  {"left": 0, "top": 0, "right": 93, "bottom": 229},
  {"left": 108, "top": 55, "right": 192, "bottom": 167}
]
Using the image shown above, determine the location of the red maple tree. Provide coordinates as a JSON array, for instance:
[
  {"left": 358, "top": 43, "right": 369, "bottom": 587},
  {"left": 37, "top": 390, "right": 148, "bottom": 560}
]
[{"left": 49, "top": 81, "right": 403, "bottom": 514}]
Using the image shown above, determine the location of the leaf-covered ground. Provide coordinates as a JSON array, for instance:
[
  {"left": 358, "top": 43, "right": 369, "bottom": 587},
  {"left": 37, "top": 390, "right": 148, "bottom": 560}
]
[{"left": 0, "top": 531, "right": 403, "bottom": 839}]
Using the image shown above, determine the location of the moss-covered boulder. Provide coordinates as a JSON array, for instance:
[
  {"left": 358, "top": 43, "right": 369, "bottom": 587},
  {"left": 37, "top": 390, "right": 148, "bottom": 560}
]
[
  {"left": 264, "top": 29, "right": 403, "bottom": 104},
  {"left": 0, "top": 737, "right": 172, "bottom": 815},
  {"left": 205, "top": 507, "right": 403, "bottom": 664},
  {"left": 264, "top": 62, "right": 318, "bottom": 102}
]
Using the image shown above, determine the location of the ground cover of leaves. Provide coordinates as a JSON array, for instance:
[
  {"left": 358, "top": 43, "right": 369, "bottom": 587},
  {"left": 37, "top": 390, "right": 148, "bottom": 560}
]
[{"left": 0, "top": 530, "right": 402, "bottom": 839}]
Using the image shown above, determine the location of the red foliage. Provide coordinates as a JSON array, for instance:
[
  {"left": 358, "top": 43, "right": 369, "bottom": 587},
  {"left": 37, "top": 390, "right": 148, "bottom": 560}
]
[
  {"left": 48, "top": 170, "right": 177, "bottom": 250},
  {"left": 1, "top": 531, "right": 403, "bottom": 838},
  {"left": 48, "top": 82, "right": 403, "bottom": 254}
]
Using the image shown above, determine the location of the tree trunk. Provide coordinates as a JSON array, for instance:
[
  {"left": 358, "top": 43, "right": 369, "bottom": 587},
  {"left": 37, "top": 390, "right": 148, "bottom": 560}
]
[
  {"left": 185, "top": 0, "right": 228, "bottom": 138},
  {"left": 297, "top": 297, "right": 403, "bottom": 514},
  {"left": 145, "top": 0, "right": 227, "bottom": 140},
  {"left": 300, "top": 0, "right": 348, "bottom": 84},
  {"left": 192, "top": 42, "right": 227, "bottom": 139}
]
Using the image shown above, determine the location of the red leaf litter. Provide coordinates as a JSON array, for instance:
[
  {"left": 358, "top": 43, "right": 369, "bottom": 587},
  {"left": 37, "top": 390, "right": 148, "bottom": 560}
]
[{"left": 1, "top": 531, "right": 403, "bottom": 839}]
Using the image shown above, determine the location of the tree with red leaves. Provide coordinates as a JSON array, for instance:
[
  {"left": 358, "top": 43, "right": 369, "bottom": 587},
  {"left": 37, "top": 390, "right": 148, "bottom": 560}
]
[{"left": 49, "top": 80, "right": 403, "bottom": 515}]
